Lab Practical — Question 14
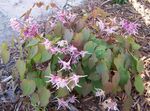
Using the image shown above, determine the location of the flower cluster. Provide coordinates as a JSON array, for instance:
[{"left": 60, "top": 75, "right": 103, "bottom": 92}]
[
  {"left": 56, "top": 95, "right": 79, "bottom": 110},
  {"left": 10, "top": 18, "right": 40, "bottom": 38},
  {"left": 23, "top": 23, "right": 39, "bottom": 38},
  {"left": 102, "top": 98, "right": 119, "bottom": 111},
  {"left": 120, "top": 19, "right": 139, "bottom": 35},
  {"left": 57, "top": 10, "right": 77, "bottom": 24},
  {"left": 96, "top": 18, "right": 118, "bottom": 36},
  {"left": 10, "top": 18, "right": 22, "bottom": 32},
  {"left": 42, "top": 39, "right": 90, "bottom": 63},
  {"left": 95, "top": 88, "right": 105, "bottom": 101},
  {"left": 46, "top": 73, "right": 87, "bottom": 92}
]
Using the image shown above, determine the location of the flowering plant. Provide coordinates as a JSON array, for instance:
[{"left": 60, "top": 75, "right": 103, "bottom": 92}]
[{"left": 0, "top": 5, "right": 144, "bottom": 110}]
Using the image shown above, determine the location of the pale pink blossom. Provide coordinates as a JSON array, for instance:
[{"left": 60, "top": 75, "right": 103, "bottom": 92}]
[
  {"left": 10, "top": 18, "right": 22, "bottom": 32},
  {"left": 102, "top": 99, "right": 119, "bottom": 111},
  {"left": 57, "top": 98, "right": 70, "bottom": 110},
  {"left": 45, "top": 74, "right": 70, "bottom": 91},
  {"left": 24, "top": 23, "right": 39, "bottom": 38},
  {"left": 49, "top": 47, "right": 60, "bottom": 54},
  {"left": 50, "top": 20, "right": 56, "bottom": 28},
  {"left": 68, "top": 74, "right": 87, "bottom": 89},
  {"left": 57, "top": 10, "right": 77, "bottom": 23},
  {"left": 42, "top": 39, "right": 52, "bottom": 50},
  {"left": 67, "top": 95, "right": 79, "bottom": 103},
  {"left": 104, "top": 27, "right": 117, "bottom": 35},
  {"left": 57, "top": 40, "right": 68, "bottom": 47},
  {"left": 120, "top": 20, "right": 139, "bottom": 35},
  {"left": 95, "top": 88, "right": 105, "bottom": 101},
  {"left": 79, "top": 51, "right": 91, "bottom": 58},
  {"left": 57, "top": 10, "right": 67, "bottom": 24},
  {"left": 58, "top": 57, "right": 72, "bottom": 71},
  {"left": 66, "top": 12, "right": 76, "bottom": 22}
]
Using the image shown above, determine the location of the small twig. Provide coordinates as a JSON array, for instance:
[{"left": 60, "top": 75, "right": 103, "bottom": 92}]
[{"left": 1, "top": 76, "right": 12, "bottom": 83}]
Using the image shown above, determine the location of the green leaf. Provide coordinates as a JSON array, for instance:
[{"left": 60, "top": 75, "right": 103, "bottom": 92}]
[
  {"left": 38, "top": 87, "right": 51, "bottom": 107},
  {"left": 16, "top": 60, "right": 26, "bottom": 79},
  {"left": 34, "top": 78, "right": 45, "bottom": 88},
  {"left": 26, "top": 38, "right": 40, "bottom": 47},
  {"left": 137, "top": 60, "right": 144, "bottom": 74},
  {"left": 63, "top": 29, "right": 73, "bottom": 43},
  {"left": 96, "top": 62, "right": 109, "bottom": 75},
  {"left": 33, "top": 53, "right": 41, "bottom": 63},
  {"left": 21, "top": 79, "right": 36, "bottom": 96},
  {"left": 53, "top": 22, "right": 64, "bottom": 36},
  {"left": 82, "top": 28, "right": 90, "bottom": 42},
  {"left": 114, "top": 53, "right": 125, "bottom": 70},
  {"left": 118, "top": 67, "right": 130, "bottom": 87},
  {"left": 134, "top": 75, "right": 144, "bottom": 94},
  {"left": 88, "top": 53, "right": 98, "bottom": 69},
  {"left": 95, "top": 46, "right": 107, "bottom": 59},
  {"left": 104, "top": 49, "right": 112, "bottom": 69},
  {"left": 40, "top": 50, "right": 52, "bottom": 62},
  {"left": 84, "top": 41, "right": 97, "bottom": 53},
  {"left": 29, "top": 46, "right": 38, "bottom": 59},
  {"left": 0, "top": 42, "right": 10, "bottom": 64}
]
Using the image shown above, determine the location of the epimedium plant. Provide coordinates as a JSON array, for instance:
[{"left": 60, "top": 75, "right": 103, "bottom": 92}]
[{"left": 0, "top": 5, "right": 144, "bottom": 110}]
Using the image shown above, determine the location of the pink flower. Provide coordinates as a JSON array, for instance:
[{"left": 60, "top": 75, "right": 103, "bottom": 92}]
[
  {"left": 57, "top": 10, "right": 77, "bottom": 24},
  {"left": 45, "top": 74, "right": 70, "bottom": 91},
  {"left": 79, "top": 51, "right": 91, "bottom": 58},
  {"left": 120, "top": 20, "right": 139, "bottom": 35},
  {"left": 102, "top": 99, "right": 119, "bottom": 111},
  {"left": 67, "top": 45, "right": 78, "bottom": 55},
  {"left": 10, "top": 18, "right": 22, "bottom": 32},
  {"left": 67, "top": 95, "right": 79, "bottom": 103},
  {"left": 24, "top": 23, "right": 39, "bottom": 38},
  {"left": 66, "top": 12, "right": 76, "bottom": 22},
  {"left": 57, "top": 40, "right": 68, "bottom": 47},
  {"left": 104, "top": 27, "right": 117, "bottom": 35},
  {"left": 50, "top": 20, "right": 56, "bottom": 28},
  {"left": 95, "top": 88, "right": 105, "bottom": 101},
  {"left": 57, "top": 10, "right": 67, "bottom": 24},
  {"left": 58, "top": 57, "right": 72, "bottom": 71},
  {"left": 68, "top": 74, "right": 87, "bottom": 89},
  {"left": 42, "top": 39, "right": 52, "bottom": 50},
  {"left": 57, "top": 98, "right": 70, "bottom": 110}
]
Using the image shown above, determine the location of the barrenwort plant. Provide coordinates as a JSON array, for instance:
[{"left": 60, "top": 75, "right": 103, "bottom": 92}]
[{"left": 0, "top": 4, "right": 144, "bottom": 110}]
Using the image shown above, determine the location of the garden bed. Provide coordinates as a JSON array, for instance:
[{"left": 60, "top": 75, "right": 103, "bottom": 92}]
[{"left": 0, "top": 0, "right": 150, "bottom": 111}]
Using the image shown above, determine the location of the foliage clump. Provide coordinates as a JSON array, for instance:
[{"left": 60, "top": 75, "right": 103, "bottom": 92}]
[{"left": 0, "top": 4, "right": 144, "bottom": 110}]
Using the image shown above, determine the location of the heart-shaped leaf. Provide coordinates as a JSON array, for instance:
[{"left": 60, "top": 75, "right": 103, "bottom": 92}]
[
  {"left": 40, "top": 50, "right": 52, "bottom": 62},
  {"left": 63, "top": 29, "right": 73, "bottom": 43},
  {"left": 16, "top": 60, "right": 26, "bottom": 79},
  {"left": 26, "top": 38, "right": 40, "bottom": 47},
  {"left": 38, "top": 87, "right": 51, "bottom": 107},
  {"left": 84, "top": 41, "right": 97, "bottom": 53},
  {"left": 21, "top": 79, "right": 36, "bottom": 96},
  {"left": 134, "top": 75, "right": 144, "bottom": 94},
  {"left": 0, "top": 42, "right": 10, "bottom": 64},
  {"left": 29, "top": 46, "right": 38, "bottom": 59}
]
